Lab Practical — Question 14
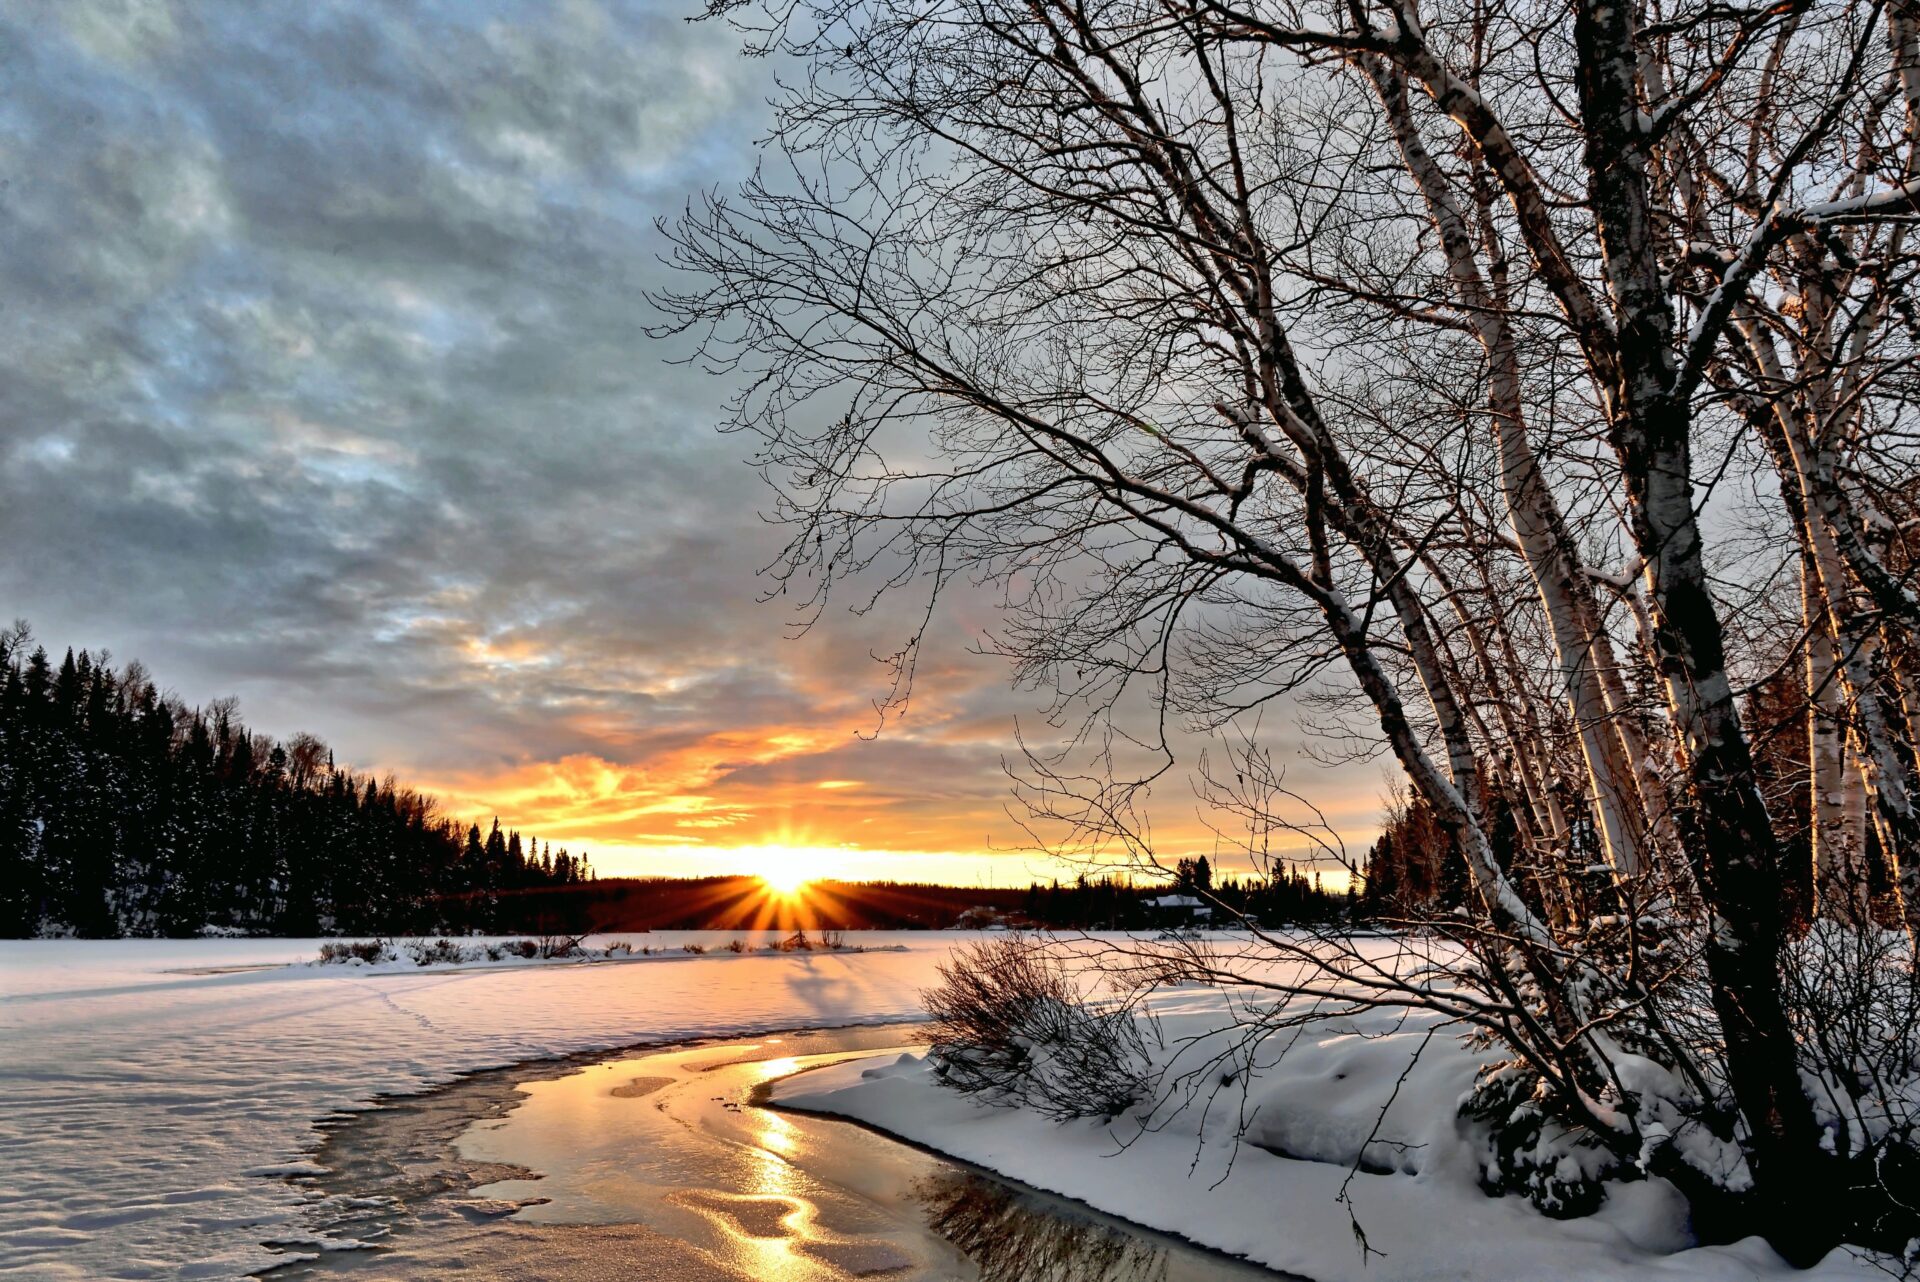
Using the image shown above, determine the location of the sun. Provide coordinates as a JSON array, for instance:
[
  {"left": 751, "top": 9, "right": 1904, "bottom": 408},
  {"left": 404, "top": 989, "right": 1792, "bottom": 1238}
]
[
  {"left": 745, "top": 848, "right": 824, "bottom": 897},
  {"left": 758, "top": 865, "right": 813, "bottom": 897}
]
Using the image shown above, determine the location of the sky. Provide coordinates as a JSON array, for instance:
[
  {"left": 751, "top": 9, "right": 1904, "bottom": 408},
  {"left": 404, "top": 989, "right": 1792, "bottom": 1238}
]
[{"left": 0, "top": 0, "right": 1385, "bottom": 883}]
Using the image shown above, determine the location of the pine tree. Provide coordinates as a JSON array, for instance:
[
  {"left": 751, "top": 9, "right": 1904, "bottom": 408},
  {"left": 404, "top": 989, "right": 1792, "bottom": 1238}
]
[{"left": 0, "top": 626, "right": 602, "bottom": 938}]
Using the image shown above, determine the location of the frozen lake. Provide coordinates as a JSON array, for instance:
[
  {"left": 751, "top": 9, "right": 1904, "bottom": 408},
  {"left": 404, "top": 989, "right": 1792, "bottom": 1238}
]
[
  {"left": 0, "top": 934, "right": 978, "bottom": 1279},
  {"left": 267, "top": 1025, "right": 1280, "bottom": 1280}
]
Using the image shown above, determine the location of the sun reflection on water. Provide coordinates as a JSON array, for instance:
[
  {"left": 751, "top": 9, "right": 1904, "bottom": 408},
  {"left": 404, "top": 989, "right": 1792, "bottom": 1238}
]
[
  {"left": 447, "top": 1033, "right": 1269, "bottom": 1282},
  {"left": 736, "top": 1120, "right": 819, "bottom": 1279},
  {"left": 758, "top": 1110, "right": 796, "bottom": 1156}
]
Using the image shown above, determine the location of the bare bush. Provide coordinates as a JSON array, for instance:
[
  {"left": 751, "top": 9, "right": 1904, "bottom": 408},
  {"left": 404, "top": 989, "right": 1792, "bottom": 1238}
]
[
  {"left": 316, "top": 940, "right": 389, "bottom": 965},
  {"left": 1783, "top": 927, "right": 1920, "bottom": 1232},
  {"left": 924, "top": 936, "right": 1148, "bottom": 1123},
  {"left": 403, "top": 937, "right": 467, "bottom": 967}
]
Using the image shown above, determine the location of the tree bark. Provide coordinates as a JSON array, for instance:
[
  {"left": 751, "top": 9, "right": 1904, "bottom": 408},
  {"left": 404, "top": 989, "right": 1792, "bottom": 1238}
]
[{"left": 1570, "top": 0, "right": 1827, "bottom": 1254}]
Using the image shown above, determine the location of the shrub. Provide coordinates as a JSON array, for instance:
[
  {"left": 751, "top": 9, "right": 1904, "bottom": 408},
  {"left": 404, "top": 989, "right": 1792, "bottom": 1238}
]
[
  {"left": 404, "top": 937, "right": 468, "bottom": 967},
  {"left": 682, "top": 942, "right": 707, "bottom": 955},
  {"left": 1781, "top": 924, "right": 1920, "bottom": 1243},
  {"left": 923, "top": 935, "right": 1148, "bottom": 1122},
  {"left": 603, "top": 940, "right": 634, "bottom": 957},
  {"left": 777, "top": 931, "right": 814, "bottom": 952},
  {"left": 1466, "top": 1062, "right": 1615, "bottom": 1217},
  {"left": 821, "top": 930, "right": 846, "bottom": 950},
  {"left": 317, "top": 939, "right": 391, "bottom": 965},
  {"left": 724, "top": 938, "right": 750, "bottom": 953}
]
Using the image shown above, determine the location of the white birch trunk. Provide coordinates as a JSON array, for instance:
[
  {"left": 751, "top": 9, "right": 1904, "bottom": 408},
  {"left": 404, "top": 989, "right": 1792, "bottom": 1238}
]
[{"left": 1369, "top": 60, "right": 1650, "bottom": 884}]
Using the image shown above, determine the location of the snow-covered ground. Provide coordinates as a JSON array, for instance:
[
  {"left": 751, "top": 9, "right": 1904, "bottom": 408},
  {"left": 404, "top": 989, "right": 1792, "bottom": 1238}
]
[
  {"left": 0, "top": 932, "right": 957, "bottom": 1280},
  {"left": 5, "top": 932, "right": 1897, "bottom": 1282},
  {"left": 775, "top": 967, "right": 1893, "bottom": 1282}
]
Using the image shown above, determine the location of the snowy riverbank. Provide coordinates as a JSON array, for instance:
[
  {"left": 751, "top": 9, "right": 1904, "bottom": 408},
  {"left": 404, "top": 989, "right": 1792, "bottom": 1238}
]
[
  {"left": 774, "top": 978, "right": 1893, "bottom": 1282},
  {"left": 0, "top": 933, "right": 960, "bottom": 1280}
]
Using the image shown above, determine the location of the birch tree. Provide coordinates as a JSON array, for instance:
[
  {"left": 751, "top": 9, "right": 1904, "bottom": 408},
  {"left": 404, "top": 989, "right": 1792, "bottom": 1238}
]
[{"left": 661, "top": 0, "right": 1920, "bottom": 1258}]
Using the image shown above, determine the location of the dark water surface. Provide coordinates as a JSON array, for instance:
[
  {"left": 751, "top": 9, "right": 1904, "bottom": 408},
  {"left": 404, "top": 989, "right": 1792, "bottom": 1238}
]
[{"left": 264, "top": 1026, "right": 1286, "bottom": 1281}]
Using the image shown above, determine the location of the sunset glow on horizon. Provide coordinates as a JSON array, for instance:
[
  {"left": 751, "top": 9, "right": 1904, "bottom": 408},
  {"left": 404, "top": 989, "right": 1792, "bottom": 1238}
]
[
  {"left": 0, "top": 0, "right": 1390, "bottom": 893},
  {"left": 389, "top": 711, "right": 1386, "bottom": 885}
]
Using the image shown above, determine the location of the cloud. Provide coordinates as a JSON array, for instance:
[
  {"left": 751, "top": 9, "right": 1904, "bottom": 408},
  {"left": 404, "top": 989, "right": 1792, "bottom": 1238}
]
[{"left": 0, "top": 0, "right": 1383, "bottom": 878}]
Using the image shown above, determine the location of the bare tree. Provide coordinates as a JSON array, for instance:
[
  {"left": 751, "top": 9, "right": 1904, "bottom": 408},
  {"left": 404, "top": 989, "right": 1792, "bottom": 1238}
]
[{"left": 660, "top": 0, "right": 1920, "bottom": 1259}]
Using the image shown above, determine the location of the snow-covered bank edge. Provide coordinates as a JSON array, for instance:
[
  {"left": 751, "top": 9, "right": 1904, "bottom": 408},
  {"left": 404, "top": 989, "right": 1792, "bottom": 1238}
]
[
  {"left": 756, "top": 1070, "right": 1315, "bottom": 1281},
  {"left": 772, "top": 1046, "right": 1890, "bottom": 1282}
]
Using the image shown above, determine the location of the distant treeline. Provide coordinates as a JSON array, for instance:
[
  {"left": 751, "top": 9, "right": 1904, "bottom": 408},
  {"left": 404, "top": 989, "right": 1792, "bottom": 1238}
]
[
  {"left": 524, "top": 859, "right": 1352, "bottom": 934},
  {"left": 1018, "top": 855, "right": 1351, "bottom": 930},
  {"left": 0, "top": 624, "right": 592, "bottom": 938}
]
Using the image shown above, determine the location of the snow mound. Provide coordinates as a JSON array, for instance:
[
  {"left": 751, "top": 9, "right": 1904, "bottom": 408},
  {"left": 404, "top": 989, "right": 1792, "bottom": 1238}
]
[{"left": 1239, "top": 1025, "right": 1480, "bottom": 1177}]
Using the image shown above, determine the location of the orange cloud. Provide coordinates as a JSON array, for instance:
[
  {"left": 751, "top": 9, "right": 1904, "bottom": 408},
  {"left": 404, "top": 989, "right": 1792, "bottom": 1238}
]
[
  {"left": 347, "top": 560, "right": 1388, "bottom": 885},
  {"left": 408, "top": 718, "right": 1385, "bottom": 885}
]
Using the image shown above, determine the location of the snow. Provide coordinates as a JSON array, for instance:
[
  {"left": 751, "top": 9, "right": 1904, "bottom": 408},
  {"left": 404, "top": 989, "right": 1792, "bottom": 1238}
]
[
  {"left": 4, "top": 931, "right": 1898, "bottom": 1282},
  {"left": 774, "top": 966, "right": 1893, "bottom": 1282},
  {"left": 0, "top": 932, "right": 960, "bottom": 1280}
]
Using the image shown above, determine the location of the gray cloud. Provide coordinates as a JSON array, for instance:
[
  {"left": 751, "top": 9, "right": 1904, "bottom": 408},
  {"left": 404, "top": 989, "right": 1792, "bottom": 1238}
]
[
  {"left": 3, "top": 2, "right": 770, "bottom": 724},
  {"left": 0, "top": 0, "right": 1377, "bottom": 871}
]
